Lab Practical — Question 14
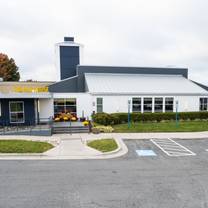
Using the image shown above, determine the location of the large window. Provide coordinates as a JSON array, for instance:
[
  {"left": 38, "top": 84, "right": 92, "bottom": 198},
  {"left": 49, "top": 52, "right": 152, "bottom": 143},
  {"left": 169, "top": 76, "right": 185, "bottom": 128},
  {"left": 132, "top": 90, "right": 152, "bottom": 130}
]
[
  {"left": 9, "top": 101, "right": 24, "bottom": 123},
  {"left": 54, "top": 98, "right": 76, "bottom": 117},
  {"left": 132, "top": 98, "right": 141, "bottom": 112},
  {"left": 154, "top": 98, "right": 163, "bottom": 112},
  {"left": 97, "top": 98, "right": 103, "bottom": 113},
  {"left": 165, "top": 97, "right": 174, "bottom": 112},
  {"left": 143, "top": 98, "right": 152, "bottom": 112},
  {"left": 200, "top": 98, "right": 208, "bottom": 111}
]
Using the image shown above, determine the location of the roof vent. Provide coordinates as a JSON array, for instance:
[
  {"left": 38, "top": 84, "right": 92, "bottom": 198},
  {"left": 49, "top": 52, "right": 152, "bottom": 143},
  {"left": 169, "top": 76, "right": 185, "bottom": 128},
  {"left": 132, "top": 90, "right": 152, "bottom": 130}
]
[{"left": 64, "top": 37, "right": 74, "bottom": 42}]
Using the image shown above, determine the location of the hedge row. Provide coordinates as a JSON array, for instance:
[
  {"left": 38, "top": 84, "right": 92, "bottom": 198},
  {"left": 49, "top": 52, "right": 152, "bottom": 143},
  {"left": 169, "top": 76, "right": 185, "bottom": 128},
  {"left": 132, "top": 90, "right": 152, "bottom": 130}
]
[{"left": 92, "top": 112, "right": 208, "bottom": 125}]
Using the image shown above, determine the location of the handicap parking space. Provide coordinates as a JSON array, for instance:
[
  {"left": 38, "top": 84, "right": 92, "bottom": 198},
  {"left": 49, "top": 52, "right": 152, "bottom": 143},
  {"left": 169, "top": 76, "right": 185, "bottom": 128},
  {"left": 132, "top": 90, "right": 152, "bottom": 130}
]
[
  {"left": 123, "top": 139, "right": 167, "bottom": 160},
  {"left": 136, "top": 149, "right": 157, "bottom": 156},
  {"left": 123, "top": 138, "right": 208, "bottom": 160}
]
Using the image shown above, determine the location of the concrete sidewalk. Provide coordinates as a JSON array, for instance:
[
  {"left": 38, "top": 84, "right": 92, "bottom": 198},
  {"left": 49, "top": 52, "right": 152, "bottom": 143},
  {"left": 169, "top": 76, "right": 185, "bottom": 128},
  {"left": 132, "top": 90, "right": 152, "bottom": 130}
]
[
  {"left": 62, "top": 131, "right": 208, "bottom": 141},
  {"left": 0, "top": 131, "right": 208, "bottom": 160},
  {"left": 0, "top": 135, "right": 128, "bottom": 160}
]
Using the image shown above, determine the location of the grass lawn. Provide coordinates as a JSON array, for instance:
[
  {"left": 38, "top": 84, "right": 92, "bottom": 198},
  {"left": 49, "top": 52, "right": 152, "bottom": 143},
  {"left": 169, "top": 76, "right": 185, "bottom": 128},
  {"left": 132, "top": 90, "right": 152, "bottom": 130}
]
[
  {"left": 87, "top": 138, "right": 118, "bottom": 152},
  {"left": 0, "top": 140, "right": 54, "bottom": 153},
  {"left": 113, "top": 120, "right": 208, "bottom": 133}
]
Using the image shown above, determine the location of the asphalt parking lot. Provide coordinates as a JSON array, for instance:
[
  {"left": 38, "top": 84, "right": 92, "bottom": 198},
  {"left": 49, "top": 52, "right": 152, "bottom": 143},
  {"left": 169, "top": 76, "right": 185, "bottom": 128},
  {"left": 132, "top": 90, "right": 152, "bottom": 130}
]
[
  {"left": 1, "top": 138, "right": 208, "bottom": 208},
  {"left": 124, "top": 138, "right": 208, "bottom": 159}
]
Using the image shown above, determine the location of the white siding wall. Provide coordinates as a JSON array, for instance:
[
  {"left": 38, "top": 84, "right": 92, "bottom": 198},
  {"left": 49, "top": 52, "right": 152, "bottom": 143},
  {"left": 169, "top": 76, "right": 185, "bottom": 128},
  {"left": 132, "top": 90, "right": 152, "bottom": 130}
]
[
  {"left": 92, "top": 95, "right": 202, "bottom": 113},
  {"left": 42, "top": 94, "right": 205, "bottom": 121},
  {"left": 175, "top": 96, "right": 199, "bottom": 112},
  {"left": 39, "top": 99, "right": 54, "bottom": 121}
]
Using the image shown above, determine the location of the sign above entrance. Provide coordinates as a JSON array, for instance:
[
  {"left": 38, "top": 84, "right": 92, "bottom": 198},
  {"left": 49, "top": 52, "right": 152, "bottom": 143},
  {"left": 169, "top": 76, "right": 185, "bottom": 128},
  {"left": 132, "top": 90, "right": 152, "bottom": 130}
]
[{"left": 13, "top": 86, "right": 49, "bottom": 93}]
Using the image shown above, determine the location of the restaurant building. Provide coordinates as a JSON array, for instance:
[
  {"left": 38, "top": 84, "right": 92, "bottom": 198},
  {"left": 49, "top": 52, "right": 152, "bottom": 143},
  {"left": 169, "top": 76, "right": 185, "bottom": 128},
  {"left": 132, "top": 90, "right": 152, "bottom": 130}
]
[{"left": 0, "top": 37, "right": 208, "bottom": 125}]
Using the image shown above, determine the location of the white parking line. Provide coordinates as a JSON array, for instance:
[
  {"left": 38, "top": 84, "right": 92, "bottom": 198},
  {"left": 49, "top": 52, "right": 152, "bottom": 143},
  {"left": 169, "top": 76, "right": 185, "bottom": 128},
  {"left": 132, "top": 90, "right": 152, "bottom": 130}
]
[{"left": 151, "top": 138, "right": 196, "bottom": 157}]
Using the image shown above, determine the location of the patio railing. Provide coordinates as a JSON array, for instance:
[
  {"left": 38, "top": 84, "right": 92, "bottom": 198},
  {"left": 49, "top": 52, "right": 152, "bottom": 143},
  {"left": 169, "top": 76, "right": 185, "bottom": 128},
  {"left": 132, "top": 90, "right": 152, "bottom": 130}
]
[{"left": 0, "top": 117, "right": 53, "bottom": 136}]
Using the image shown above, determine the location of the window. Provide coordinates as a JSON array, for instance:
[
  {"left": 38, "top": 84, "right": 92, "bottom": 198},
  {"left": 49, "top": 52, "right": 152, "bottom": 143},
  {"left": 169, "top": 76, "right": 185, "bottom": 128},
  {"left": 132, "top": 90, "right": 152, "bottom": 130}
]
[
  {"left": 9, "top": 101, "right": 24, "bottom": 123},
  {"left": 97, "top": 98, "right": 103, "bottom": 113},
  {"left": 200, "top": 98, "right": 208, "bottom": 111},
  {"left": 132, "top": 98, "right": 141, "bottom": 112},
  {"left": 0, "top": 102, "right": 1, "bottom": 117},
  {"left": 54, "top": 98, "right": 76, "bottom": 117},
  {"left": 143, "top": 98, "right": 152, "bottom": 112},
  {"left": 154, "top": 98, "right": 163, "bottom": 112},
  {"left": 165, "top": 97, "right": 174, "bottom": 112}
]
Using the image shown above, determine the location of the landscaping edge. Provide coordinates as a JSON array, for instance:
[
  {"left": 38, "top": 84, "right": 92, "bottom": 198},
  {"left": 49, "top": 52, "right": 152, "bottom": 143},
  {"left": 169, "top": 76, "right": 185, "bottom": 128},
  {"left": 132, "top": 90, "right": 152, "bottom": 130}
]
[{"left": 86, "top": 138, "right": 122, "bottom": 155}]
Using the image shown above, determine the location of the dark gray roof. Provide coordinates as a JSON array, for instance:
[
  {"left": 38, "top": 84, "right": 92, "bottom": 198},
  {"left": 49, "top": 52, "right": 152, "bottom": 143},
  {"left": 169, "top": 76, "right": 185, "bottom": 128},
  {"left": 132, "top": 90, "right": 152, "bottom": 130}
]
[
  {"left": 191, "top": 80, "right": 208, "bottom": 91},
  {"left": 48, "top": 76, "right": 78, "bottom": 92},
  {"left": 49, "top": 65, "right": 188, "bottom": 93}
]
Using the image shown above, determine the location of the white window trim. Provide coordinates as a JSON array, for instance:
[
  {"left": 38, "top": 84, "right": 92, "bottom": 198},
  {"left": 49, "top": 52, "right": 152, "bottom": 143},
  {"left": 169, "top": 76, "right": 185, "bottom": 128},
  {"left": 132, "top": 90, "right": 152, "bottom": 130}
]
[
  {"left": 154, "top": 97, "right": 163, "bottom": 113},
  {"left": 53, "top": 98, "right": 77, "bottom": 115},
  {"left": 143, "top": 97, "right": 153, "bottom": 113},
  {"left": 199, "top": 97, "right": 208, "bottom": 111},
  {"left": 132, "top": 97, "right": 142, "bottom": 113},
  {"left": 96, "top": 97, "right": 103, "bottom": 113},
  {"left": 9, "top": 101, "right": 25, "bottom": 124},
  {"left": 165, "top": 97, "right": 174, "bottom": 112}
]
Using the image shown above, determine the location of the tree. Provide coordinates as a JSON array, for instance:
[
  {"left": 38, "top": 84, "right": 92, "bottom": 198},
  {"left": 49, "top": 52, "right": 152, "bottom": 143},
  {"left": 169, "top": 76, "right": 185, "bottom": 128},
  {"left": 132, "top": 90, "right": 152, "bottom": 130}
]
[{"left": 0, "top": 53, "right": 20, "bottom": 81}]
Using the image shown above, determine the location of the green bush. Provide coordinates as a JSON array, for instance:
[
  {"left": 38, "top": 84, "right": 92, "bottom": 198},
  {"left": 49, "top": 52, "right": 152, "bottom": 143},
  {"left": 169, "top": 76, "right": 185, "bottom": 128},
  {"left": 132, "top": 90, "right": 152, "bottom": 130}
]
[
  {"left": 92, "top": 112, "right": 208, "bottom": 125},
  {"left": 92, "top": 125, "right": 114, "bottom": 133},
  {"left": 92, "top": 113, "right": 113, "bottom": 126}
]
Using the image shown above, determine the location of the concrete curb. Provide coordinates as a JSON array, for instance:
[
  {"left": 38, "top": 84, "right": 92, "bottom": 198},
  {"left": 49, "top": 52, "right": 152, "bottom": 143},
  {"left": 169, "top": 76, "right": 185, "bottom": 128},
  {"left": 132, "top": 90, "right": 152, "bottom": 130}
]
[
  {"left": 91, "top": 138, "right": 128, "bottom": 159},
  {"left": 87, "top": 138, "right": 122, "bottom": 156},
  {"left": 1, "top": 132, "right": 208, "bottom": 160},
  {"left": 0, "top": 138, "right": 128, "bottom": 160},
  {"left": 0, "top": 153, "right": 44, "bottom": 156}
]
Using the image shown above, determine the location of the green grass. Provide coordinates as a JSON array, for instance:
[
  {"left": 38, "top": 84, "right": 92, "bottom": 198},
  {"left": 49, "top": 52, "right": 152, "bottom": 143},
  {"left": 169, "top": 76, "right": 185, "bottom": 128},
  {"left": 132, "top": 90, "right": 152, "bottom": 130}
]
[
  {"left": 113, "top": 120, "right": 208, "bottom": 133},
  {"left": 87, "top": 139, "right": 118, "bottom": 152},
  {"left": 0, "top": 140, "right": 54, "bottom": 153}
]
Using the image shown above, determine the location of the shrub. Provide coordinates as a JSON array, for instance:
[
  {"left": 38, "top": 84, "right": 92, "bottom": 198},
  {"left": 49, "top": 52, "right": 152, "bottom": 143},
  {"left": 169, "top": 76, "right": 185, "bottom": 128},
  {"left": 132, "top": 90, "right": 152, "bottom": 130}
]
[
  {"left": 92, "top": 113, "right": 113, "bottom": 126},
  {"left": 92, "top": 112, "right": 208, "bottom": 125},
  {"left": 92, "top": 125, "right": 114, "bottom": 133}
]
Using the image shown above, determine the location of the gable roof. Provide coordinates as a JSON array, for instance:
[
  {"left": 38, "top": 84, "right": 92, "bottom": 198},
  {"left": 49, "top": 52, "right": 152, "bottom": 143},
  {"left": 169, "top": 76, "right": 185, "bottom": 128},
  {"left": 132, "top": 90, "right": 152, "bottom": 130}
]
[{"left": 85, "top": 73, "right": 208, "bottom": 95}]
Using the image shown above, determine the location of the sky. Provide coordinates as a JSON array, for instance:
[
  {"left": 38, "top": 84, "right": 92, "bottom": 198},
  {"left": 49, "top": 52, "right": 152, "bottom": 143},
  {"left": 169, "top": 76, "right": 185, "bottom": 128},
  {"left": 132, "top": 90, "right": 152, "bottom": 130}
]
[{"left": 0, "top": 0, "right": 208, "bottom": 85}]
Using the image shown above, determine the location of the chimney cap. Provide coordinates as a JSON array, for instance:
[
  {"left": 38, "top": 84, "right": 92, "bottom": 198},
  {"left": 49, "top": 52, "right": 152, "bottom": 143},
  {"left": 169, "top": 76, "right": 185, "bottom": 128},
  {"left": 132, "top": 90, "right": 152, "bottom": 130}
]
[{"left": 64, "top": 37, "right": 74, "bottom": 42}]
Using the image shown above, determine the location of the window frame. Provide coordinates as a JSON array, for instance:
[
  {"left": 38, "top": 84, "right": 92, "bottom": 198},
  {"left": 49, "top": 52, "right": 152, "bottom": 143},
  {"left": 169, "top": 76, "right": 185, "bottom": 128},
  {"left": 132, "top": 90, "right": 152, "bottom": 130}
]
[
  {"left": 200, "top": 98, "right": 208, "bottom": 111},
  {"left": 9, "top": 101, "right": 25, "bottom": 124},
  {"left": 54, "top": 98, "right": 77, "bottom": 116},
  {"left": 165, "top": 97, "right": 174, "bottom": 112},
  {"left": 143, "top": 97, "right": 153, "bottom": 113},
  {"left": 96, "top": 97, "right": 103, "bottom": 113},
  {"left": 132, "top": 97, "right": 142, "bottom": 112},
  {"left": 154, "top": 97, "right": 163, "bottom": 113}
]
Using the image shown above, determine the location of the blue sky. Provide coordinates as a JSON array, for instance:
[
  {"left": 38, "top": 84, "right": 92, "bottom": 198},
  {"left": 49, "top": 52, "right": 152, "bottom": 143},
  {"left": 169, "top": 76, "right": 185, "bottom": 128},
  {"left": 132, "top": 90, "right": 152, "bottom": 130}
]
[{"left": 0, "top": 0, "right": 208, "bottom": 84}]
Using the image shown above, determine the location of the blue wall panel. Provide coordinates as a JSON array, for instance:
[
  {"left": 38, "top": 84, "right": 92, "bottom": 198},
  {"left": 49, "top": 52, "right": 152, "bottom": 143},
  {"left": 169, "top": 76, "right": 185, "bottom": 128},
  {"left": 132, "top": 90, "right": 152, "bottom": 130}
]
[
  {"left": 0, "top": 99, "right": 36, "bottom": 125},
  {"left": 60, "top": 46, "right": 79, "bottom": 80}
]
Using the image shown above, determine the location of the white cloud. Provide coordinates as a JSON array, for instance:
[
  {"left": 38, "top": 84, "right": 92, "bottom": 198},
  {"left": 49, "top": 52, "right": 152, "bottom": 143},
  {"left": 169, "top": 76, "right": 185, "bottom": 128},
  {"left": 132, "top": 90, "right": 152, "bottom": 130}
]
[{"left": 0, "top": 0, "right": 208, "bottom": 85}]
